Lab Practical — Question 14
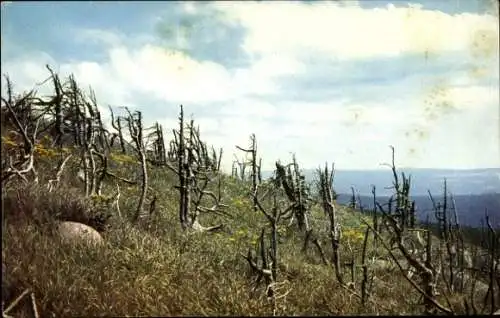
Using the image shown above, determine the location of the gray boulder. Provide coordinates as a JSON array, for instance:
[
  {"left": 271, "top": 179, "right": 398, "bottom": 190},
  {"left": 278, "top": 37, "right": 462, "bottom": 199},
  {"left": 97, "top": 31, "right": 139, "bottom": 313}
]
[{"left": 57, "top": 221, "right": 104, "bottom": 246}]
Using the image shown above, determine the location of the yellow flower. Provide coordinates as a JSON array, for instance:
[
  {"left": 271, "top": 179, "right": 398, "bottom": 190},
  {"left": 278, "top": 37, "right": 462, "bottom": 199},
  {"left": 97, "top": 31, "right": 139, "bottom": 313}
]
[
  {"left": 2, "top": 136, "right": 17, "bottom": 147},
  {"left": 90, "top": 194, "right": 113, "bottom": 204},
  {"left": 343, "top": 228, "right": 365, "bottom": 244},
  {"left": 110, "top": 153, "right": 137, "bottom": 164}
]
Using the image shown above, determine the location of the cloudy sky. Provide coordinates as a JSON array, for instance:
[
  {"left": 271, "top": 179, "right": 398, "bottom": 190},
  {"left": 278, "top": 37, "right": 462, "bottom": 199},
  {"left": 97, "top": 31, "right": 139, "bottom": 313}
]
[{"left": 1, "top": 0, "right": 499, "bottom": 172}]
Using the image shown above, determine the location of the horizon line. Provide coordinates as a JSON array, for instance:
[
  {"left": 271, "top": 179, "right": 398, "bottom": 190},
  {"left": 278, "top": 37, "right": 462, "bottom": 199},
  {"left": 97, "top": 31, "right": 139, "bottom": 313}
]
[{"left": 260, "top": 167, "right": 500, "bottom": 173}]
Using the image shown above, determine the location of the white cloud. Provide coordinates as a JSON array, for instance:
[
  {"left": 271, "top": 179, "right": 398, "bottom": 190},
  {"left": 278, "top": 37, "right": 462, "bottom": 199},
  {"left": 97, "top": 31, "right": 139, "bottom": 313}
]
[
  {"left": 217, "top": 98, "right": 277, "bottom": 118},
  {"left": 108, "top": 45, "right": 235, "bottom": 103},
  {"left": 231, "top": 54, "right": 305, "bottom": 95},
  {"left": 3, "top": 47, "right": 497, "bottom": 172},
  {"left": 2, "top": 2, "right": 498, "bottom": 173},
  {"left": 1, "top": 52, "right": 57, "bottom": 93},
  {"left": 54, "top": 43, "right": 303, "bottom": 105},
  {"left": 446, "top": 85, "right": 499, "bottom": 109},
  {"left": 214, "top": 1, "right": 499, "bottom": 60}
]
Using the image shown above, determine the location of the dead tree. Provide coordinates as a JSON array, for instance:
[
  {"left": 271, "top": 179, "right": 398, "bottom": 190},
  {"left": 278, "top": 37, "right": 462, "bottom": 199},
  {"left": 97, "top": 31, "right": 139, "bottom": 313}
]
[
  {"left": 483, "top": 215, "right": 500, "bottom": 315},
  {"left": 232, "top": 154, "right": 248, "bottom": 180},
  {"left": 47, "top": 71, "right": 108, "bottom": 197},
  {"left": 145, "top": 122, "right": 167, "bottom": 167},
  {"left": 236, "top": 134, "right": 261, "bottom": 212},
  {"left": 1, "top": 76, "right": 43, "bottom": 187},
  {"left": 78, "top": 87, "right": 110, "bottom": 197},
  {"left": 349, "top": 187, "right": 356, "bottom": 210},
  {"left": 109, "top": 106, "right": 127, "bottom": 154},
  {"left": 428, "top": 180, "right": 467, "bottom": 295},
  {"left": 44, "top": 65, "right": 65, "bottom": 148},
  {"left": 243, "top": 185, "right": 291, "bottom": 316},
  {"left": 364, "top": 212, "right": 451, "bottom": 314},
  {"left": 165, "top": 105, "right": 227, "bottom": 231},
  {"left": 302, "top": 229, "right": 329, "bottom": 265},
  {"left": 316, "top": 162, "right": 344, "bottom": 285},
  {"left": 47, "top": 154, "right": 73, "bottom": 192},
  {"left": 382, "top": 146, "right": 416, "bottom": 231},
  {"left": 64, "top": 74, "right": 82, "bottom": 147},
  {"left": 3, "top": 69, "right": 127, "bottom": 225},
  {"left": 274, "top": 156, "right": 312, "bottom": 232},
  {"left": 88, "top": 88, "right": 110, "bottom": 152},
  {"left": 80, "top": 108, "right": 97, "bottom": 196},
  {"left": 231, "top": 160, "right": 238, "bottom": 178},
  {"left": 176, "top": 106, "right": 190, "bottom": 228},
  {"left": 167, "top": 138, "right": 177, "bottom": 162},
  {"left": 360, "top": 225, "right": 374, "bottom": 307},
  {"left": 123, "top": 108, "right": 148, "bottom": 223},
  {"left": 449, "top": 194, "right": 468, "bottom": 293},
  {"left": 65, "top": 77, "right": 115, "bottom": 197},
  {"left": 364, "top": 146, "right": 453, "bottom": 314}
]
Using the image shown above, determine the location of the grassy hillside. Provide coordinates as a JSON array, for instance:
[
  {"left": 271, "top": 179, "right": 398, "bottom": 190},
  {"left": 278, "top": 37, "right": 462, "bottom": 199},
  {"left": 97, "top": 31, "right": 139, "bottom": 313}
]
[
  {"left": 2, "top": 69, "right": 498, "bottom": 316},
  {"left": 1, "top": 157, "right": 403, "bottom": 316}
]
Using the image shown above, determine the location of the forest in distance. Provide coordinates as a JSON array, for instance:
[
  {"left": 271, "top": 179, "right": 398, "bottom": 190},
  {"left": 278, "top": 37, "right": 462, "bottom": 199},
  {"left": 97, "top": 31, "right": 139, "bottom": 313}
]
[{"left": 336, "top": 192, "right": 500, "bottom": 228}]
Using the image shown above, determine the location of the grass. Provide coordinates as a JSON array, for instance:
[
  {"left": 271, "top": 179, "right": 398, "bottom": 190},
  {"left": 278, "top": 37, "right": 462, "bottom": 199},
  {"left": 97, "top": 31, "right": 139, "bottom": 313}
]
[
  {"left": 1, "top": 152, "right": 427, "bottom": 316},
  {"left": 1, "top": 104, "right": 494, "bottom": 317}
]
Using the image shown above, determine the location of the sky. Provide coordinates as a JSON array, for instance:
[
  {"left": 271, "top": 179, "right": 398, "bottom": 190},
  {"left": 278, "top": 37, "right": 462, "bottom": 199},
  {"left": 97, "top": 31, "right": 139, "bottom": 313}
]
[{"left": 1, "top": 0, "right": 499, "bottom": 172}]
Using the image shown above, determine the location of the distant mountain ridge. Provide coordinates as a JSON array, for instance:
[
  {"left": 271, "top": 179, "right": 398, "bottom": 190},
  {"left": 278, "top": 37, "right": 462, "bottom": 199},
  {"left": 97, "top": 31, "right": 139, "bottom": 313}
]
[
  {"left": 264, "top": 168, "right": 500, "bottom": 196},
  {"left": 336, "top": 193, "right": 500, "bottom": 229},
  {"left": 261, "top": 168, "right": 500, "bottom": 228},
  {"left": 315, "top": 168, "right": 500, "bottom": 196}
]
